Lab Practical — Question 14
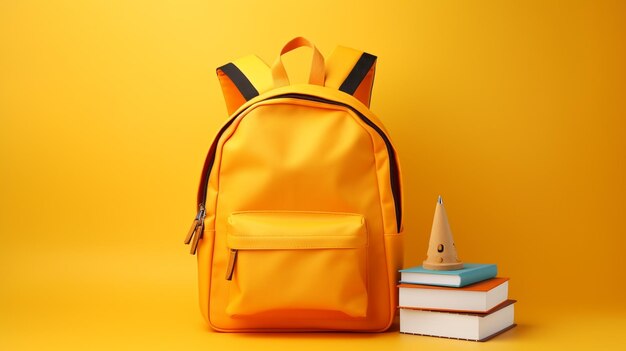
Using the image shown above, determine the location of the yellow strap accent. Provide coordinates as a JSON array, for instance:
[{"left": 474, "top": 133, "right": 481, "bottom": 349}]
[
  {"left": 234, "top": 55, "right": 273, "bottom": 95},
  {"left": 325, "top": 46, "right": 377, "bottom": 107},
  {"left": 325, "top": 46, "right": 363, "bottom": 89},
  {"left": 271, "top": 37, "right": 325, "bottom": 88},
  {"left": 216, "top": 55, "right": 271, "bottom": 115}
]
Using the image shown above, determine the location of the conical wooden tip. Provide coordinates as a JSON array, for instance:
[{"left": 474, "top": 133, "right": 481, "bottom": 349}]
[{"left": 423, "top": 196, "right": 464, "bottom": 271}]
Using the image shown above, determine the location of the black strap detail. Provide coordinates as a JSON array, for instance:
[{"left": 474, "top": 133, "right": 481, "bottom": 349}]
[
  {"left": 339, "top": 52, "right": 377, "bottom": 95},
  {"left": 218, "top": 63, "right": 259, "bottom": 100}
]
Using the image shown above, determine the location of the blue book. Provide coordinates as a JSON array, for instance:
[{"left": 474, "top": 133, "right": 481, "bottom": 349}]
[{"left": 399, "top": 263, "right": 497, "bottom": 288}]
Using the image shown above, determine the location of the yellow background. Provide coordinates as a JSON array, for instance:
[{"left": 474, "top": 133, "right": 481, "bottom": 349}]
[{"left": 1, "top": 0, "right": 624, "bottom": 349}]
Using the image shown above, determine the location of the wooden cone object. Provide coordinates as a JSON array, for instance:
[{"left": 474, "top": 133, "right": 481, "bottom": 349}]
[{"left": 422, "top": 196, "right": 464, "bottom": 271}]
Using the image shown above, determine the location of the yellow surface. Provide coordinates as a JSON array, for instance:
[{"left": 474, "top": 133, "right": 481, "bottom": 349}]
[{"left": 1, "top": 0, "right": 624, "bottom": 349}]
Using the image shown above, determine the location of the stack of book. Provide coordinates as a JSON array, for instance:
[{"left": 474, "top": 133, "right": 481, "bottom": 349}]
[{"left": 398, "top": 263, "right": 516, "bottom": 341}]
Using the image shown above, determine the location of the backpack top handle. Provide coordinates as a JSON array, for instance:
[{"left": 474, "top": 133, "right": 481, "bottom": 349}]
[{"left": 271, "top": 37, "right": 325, "bottom": 88}]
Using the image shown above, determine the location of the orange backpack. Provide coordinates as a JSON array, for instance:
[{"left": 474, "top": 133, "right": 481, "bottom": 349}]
[{"left": 184, "top": 37, "right": 404, "bottom": 332}]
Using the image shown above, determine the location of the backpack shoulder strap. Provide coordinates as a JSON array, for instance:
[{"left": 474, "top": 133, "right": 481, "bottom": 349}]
[
  {"left": 216, "top": 55, "right": 273, "bottom": 115},
  {"left": 325, "top": 46, "right": 377, "bottom": 107}
]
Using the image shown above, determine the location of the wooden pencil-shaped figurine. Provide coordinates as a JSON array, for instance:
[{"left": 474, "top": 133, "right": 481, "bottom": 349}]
[{"left": 423, "top": 196, "right": 464, "bottom": 271}]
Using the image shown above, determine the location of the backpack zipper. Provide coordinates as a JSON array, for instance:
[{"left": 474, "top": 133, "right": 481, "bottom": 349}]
[
  {"left": 185, "top": 93, "right": 402, "bottom": 253},
  {"left": 275, "top": 94, "right": 402, "bottom": 233}
]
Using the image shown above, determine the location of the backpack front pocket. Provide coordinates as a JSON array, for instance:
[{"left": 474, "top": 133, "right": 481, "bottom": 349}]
[{"left": 225, "top": 211, "right": 369, "bottom": 319}]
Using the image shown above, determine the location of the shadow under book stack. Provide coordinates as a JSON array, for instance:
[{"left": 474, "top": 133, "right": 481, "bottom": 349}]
[{"left": 398, "top": 263, "right": 517, "bottom": 341}]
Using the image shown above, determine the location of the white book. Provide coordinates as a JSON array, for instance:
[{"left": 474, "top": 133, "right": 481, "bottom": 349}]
[
  {"left": 400, "top": 300, "right": 516, "bottom": 341},
  {"left": 399, "top": 277, "right": 509, "bottom": 312}
]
